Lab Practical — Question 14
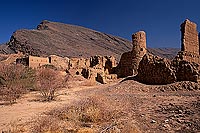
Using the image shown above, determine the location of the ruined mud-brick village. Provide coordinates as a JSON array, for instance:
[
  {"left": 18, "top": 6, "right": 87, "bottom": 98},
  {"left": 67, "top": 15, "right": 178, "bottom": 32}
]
[{"left": 0, "top": 1, "right": 200, "bottom": 133}]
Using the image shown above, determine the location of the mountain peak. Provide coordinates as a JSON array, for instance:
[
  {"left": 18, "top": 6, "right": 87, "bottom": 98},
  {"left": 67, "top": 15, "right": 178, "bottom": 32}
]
[{"left": 37, "top": 20, "right": 50, "bottom": 30}]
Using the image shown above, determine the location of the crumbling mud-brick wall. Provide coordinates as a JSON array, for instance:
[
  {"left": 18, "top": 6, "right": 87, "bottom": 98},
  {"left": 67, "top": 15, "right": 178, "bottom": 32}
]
[
  {"left": 49, "top": 55, "right": 70, "bottom": 70},
  {"left": 90, "top": 55, "right": 117, "bottom": 74},
  {"left": 136, "top": 53, "right": 200, "bottom": 85},
  {"left": 17, "top": 55, "right": 49, "bottom": 68},
  {"left": 69, "top": 55, "right": 117, "bottom": 84},
  {"left": 69, "top": 58, "right": 90, "bottom": 69},
  {"left": 179, "top": 19, "right": 200, "bottom": 64},
  {"left": 28, "top": 56, "right": 49, "bottom": 68},
  {"left": 116, "top": 51, "right": 134, "bottom": 77},
  {"left": 136, "top": 54, "right": 177, "bottom": 85}
]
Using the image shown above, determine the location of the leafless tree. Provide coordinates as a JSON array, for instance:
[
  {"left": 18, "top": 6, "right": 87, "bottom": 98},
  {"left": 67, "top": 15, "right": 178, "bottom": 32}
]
[{"left": 36, "top": 68, "right": 64, "bottom": 101}]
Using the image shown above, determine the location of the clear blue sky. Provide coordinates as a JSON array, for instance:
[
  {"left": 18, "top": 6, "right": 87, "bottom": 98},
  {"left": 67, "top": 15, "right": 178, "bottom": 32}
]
[{"left": 0, "top": 0, "right": 200, "bottom": 48}]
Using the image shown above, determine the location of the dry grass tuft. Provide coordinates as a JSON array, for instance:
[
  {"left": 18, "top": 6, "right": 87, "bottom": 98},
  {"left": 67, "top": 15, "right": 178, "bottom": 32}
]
[{"left": 31, "top": 115, "right": 64, "bottom": 133}]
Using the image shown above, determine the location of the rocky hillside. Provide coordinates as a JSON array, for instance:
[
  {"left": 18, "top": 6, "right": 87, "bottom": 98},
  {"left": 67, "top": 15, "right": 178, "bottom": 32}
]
[
  {"left": 0, "top": 20, "right": 179, "bottom": 60},
  {"left": 0, "top": 44, "right": 15, "bottom": 54}
]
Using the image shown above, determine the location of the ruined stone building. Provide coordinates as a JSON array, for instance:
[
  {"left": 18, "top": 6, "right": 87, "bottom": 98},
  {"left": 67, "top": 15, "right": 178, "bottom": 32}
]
[
  {"left": 132, "top": 31, "right": 147, "bottom": 71},
  {"left": 16, "top": 54, "right": 117, "bottom": 84},
  {"left": 116, "top": 31, "right": 147, "bottom": 77},
  {"left": 16, "top": 55, "right": 70, "bottom": 69}
]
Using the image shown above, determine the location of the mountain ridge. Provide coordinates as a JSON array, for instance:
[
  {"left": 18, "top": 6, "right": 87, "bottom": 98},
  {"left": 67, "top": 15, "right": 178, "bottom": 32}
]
[{"left": 0, "top": 20, "right": 179, "bottom": 60}]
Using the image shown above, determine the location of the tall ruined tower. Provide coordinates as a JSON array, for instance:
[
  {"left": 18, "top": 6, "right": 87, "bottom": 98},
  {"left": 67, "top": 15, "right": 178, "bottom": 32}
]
[
  {"left": 181, "top": 19, "right": 199, "bottom": 54},
  {"left": 132, "top": 31, "right": 147, "bottom": 71},
  {"left": 179, "top": 19, "right": 200, "bottom": 63},
  {"left": 116, "top": 31, "right": 147, "bottom": 77}
]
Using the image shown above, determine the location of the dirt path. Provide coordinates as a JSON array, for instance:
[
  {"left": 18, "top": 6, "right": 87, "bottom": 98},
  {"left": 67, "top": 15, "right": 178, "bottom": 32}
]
[{"left": 0, "top": 82, "right": 118, "bottom": 132}]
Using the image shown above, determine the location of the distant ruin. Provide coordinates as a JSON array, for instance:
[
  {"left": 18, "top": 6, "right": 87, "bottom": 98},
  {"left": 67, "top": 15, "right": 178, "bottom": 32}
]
[{"left": 16, "top": 55, "right": 117, "bottom": 84}]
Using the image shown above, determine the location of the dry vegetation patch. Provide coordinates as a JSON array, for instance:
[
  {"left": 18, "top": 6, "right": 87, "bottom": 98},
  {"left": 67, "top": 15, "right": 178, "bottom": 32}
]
[
  {"left": 31, "top": 96, "right": 140, "bottom": 133},
  {"left": 0, "top": 64, "right": 35, "bottom": 104}
]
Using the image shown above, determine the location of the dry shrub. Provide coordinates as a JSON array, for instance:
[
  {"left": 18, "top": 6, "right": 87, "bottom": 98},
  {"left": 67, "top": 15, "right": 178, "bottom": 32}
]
[
  {"left": 31, "top": 115, "right": 63, "bottom": 133},
  {"left": 36, "top": 68, "right": 65, "bottom": 101},
  {"left": 49, "top": 97, "right": 113, "bottom": 124},
  {"left": 0, "top": 64, "right": 34, "bottom": 104}
]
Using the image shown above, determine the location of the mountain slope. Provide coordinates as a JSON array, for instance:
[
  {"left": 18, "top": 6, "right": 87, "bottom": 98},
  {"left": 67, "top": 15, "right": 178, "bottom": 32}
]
[
  {"left": 6, "top": 20, "right": 132, "bottom": 60},
  {"left": 0, "top": 20, "right": 179, "bottom": 60}
]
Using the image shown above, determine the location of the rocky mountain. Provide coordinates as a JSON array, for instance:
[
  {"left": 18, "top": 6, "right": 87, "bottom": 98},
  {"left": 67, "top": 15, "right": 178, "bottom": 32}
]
[{"left": 0, "top": 20, "right": 179, "bottom": 60}]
